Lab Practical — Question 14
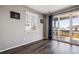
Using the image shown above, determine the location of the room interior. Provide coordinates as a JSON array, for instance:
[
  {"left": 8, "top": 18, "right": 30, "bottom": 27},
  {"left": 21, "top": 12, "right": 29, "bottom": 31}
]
[{"left": 0, "top": 5, "right": 79, "bottom": 54}]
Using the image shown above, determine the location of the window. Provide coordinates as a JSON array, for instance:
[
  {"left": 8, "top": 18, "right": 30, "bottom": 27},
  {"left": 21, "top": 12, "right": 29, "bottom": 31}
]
[
  {"left": 53, "top": 12, "right": 79, "bottom": 45},
  {"left": 25, "top": 12, "right": 38, "bottom": 32}
]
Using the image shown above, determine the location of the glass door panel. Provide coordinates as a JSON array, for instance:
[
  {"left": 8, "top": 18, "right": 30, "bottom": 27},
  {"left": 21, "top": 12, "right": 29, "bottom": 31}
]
[
  {"left": 53, "top": 13, "right": 79, "bottom": 45},
  {"left": 52, "top": 18, "right": 58, "bottom": 40},
  {"left": 59, "top": 18, "right": 71, "bottom": 42},
  {"left": 72, "top": 16, "right": 79, "bottom": 45}
]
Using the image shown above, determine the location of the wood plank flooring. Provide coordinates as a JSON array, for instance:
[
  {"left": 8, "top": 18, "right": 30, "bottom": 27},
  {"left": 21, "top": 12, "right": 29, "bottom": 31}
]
[{"left": 1, "top": 39, "right": 79, "bottom": 54}]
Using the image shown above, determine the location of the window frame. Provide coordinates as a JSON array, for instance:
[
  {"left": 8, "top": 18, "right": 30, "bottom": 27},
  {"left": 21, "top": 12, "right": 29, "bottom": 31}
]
[{"left": 25, "top": 12, "right": 39, "bottom": 32}]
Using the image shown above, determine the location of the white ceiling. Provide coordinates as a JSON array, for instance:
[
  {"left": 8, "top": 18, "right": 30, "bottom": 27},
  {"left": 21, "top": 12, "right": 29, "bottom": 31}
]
[{"left": 27, "top": 5, "right": 73, "bottom": 14}]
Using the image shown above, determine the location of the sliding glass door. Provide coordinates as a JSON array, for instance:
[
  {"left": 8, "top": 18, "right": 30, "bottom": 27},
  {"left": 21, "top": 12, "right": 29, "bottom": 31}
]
[
  {"left": 59, "top": 17, "right": 71, "bottom": 42},
  {"left": 71, "top": 16, "right": 79, "bottom": 45},
  {"left": 52, "top": 14, "right": 79, "bottom": 45},
  {"left": 52, "top": 17, "right": 71, "bottom": 42}
]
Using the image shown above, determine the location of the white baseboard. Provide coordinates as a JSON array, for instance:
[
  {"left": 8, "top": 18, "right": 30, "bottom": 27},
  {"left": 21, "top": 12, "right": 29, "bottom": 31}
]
[
  {"left": 0, "top": 42, "right": 28, "bottom": 53},
  {"left": 0, "top": 39, "right": 42, "bottom": 53}
]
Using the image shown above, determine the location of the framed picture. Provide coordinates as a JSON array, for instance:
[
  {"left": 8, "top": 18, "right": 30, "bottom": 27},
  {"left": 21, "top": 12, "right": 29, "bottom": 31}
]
[{"left": 10, "top": 11, "right": 20, "bottom": 19}]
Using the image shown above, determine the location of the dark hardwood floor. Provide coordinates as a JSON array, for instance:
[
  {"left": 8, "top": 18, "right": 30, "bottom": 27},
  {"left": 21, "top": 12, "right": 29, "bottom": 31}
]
[{"left": 1, "top": 39, "right": 79, "bottom": 54}]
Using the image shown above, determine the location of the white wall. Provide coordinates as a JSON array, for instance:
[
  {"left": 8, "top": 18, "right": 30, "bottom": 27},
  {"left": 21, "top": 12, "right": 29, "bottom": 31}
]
[
  {"left": 0, "top": 5, "right": 43, "bottom": 52},
  {"left": 24, "top": 6, "right": 43, "bottom": 44}
]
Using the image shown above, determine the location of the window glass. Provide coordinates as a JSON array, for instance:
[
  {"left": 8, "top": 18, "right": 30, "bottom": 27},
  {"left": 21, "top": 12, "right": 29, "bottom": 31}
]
[{"left": 25, "top": 12, "right": 38, "bottom": 32}]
